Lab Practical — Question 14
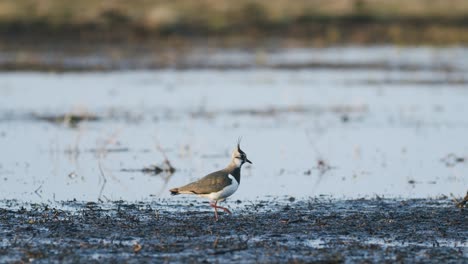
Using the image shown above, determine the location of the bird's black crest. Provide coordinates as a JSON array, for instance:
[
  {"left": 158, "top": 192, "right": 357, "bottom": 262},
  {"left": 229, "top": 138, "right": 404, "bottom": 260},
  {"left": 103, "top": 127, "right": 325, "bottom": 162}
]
[{"left": 237, "top": 137, "right": 245, "bottom": 154}]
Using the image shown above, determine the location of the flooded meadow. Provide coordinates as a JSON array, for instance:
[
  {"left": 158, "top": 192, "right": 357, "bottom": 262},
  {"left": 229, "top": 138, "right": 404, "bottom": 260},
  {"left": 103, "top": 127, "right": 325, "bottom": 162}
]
[
  {"left": 0, "top": 46, "right": 467, "bottom": 262},
  {"left": 1, "top": 46, "right": 467, "bottom": 202}
]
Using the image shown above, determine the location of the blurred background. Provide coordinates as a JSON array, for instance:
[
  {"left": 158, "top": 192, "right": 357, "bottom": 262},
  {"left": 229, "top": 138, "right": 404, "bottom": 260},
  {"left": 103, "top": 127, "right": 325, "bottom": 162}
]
[
  {"left": 0, "top": 0, "right": 467, "bottom": 202},
  {"left": 2, "top": 0, "right": 468, "bottom": 70}
]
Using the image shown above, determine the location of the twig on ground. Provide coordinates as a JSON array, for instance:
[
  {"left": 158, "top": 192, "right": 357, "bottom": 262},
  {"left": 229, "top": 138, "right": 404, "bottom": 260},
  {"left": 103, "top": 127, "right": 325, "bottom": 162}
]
[{"left": 454, "top": 191, "right": 468, "bottom": 208}]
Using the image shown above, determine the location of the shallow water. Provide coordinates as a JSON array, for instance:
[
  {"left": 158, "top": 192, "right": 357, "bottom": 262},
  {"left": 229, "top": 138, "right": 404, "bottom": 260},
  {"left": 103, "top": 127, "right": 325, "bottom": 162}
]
[
  {"left": 304, "top": 237, "right": 468, "bottom": 249},
  {"left": 0, "top": 46, "right": 467, "bottom": 202}
]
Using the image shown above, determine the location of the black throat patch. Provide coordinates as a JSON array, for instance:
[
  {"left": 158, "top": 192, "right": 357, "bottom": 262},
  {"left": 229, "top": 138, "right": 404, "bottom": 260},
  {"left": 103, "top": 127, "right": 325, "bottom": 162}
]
[{"left": 230, "top": 167, "right": 241, "bottom": 184}]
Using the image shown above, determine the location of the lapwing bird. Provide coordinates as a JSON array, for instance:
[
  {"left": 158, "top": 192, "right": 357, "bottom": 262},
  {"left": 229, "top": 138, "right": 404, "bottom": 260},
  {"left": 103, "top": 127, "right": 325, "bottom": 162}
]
[{"left": 170, "top": 141, "right": 252, "bottom": 221}]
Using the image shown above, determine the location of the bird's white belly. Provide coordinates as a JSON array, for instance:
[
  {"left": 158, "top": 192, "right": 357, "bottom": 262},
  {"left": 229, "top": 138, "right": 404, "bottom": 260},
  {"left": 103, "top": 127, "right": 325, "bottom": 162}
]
[{"left": 201, "top": 175, "right": 239, "bottom": 201}]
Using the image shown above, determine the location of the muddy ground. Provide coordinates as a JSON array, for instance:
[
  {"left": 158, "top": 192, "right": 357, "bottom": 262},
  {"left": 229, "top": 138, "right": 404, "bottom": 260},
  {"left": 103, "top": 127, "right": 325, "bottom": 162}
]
[{"left": 0, "top": 198, "right": 466, "bottom": 263}]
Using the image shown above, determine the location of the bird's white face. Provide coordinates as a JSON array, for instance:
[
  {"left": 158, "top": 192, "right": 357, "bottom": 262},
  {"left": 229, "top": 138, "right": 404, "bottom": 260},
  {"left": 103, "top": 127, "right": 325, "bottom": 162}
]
[
  {"left": 231, "top": 145, "right": 252, "bottom": 168},
  {"left": 232, "top": 153, "right": 243, "bottom": 167}
]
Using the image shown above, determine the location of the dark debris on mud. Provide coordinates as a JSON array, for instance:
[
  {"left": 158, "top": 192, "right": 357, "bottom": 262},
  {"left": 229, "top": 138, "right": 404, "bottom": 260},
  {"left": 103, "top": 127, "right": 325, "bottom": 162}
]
[
  {"left": 121, "top": 162, "right": 176, "bottom": 176},
  {"left": 32, "top": 113, "right": 100, "bottom": 128},
  {"left": 456, "top": 192, "right": 468, "bottom": 208},
  {"left": 0, "top": 198, "right": 466, "bottom": 263}
]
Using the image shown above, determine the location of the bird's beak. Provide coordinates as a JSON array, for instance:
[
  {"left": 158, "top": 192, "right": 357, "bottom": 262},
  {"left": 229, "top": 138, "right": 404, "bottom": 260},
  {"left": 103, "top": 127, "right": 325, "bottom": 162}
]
[{"left": 245, "top": 158, "right": 252, "bottom": 164}]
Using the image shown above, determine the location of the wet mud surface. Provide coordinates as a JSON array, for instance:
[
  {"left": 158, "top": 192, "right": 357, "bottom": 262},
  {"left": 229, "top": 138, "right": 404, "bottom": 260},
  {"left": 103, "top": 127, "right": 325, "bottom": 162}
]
[{"left": 1, "top": 198, "right": 466, "bottom": 263}]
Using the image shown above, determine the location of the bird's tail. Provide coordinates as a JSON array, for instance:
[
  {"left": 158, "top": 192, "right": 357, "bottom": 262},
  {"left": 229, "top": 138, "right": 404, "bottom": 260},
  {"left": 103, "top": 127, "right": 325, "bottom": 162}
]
[{"left": 169, "top": 188, "right": 179, "bottom": 195}]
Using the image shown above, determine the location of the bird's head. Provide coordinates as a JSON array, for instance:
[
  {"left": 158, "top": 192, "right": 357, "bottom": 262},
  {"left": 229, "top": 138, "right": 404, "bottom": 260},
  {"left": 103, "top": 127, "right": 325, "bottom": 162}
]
[{"left": 231, "top": 139, "right": 252, "bottom": 168}]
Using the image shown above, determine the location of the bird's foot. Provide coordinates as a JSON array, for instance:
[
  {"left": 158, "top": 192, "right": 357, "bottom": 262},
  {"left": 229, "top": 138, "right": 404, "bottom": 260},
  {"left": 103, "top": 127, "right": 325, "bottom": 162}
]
[
  {"left": 218, "top": 206, "right": 232, "bottom": 214},
  {"left": 210, "top": 203, "right": 231, "bottom": 214}
]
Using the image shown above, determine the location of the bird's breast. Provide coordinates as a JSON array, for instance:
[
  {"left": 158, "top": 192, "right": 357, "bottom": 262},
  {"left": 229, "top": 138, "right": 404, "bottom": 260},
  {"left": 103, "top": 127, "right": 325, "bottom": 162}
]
[{"left": 206, "top": 175, "right": 239, "bottom": 201}]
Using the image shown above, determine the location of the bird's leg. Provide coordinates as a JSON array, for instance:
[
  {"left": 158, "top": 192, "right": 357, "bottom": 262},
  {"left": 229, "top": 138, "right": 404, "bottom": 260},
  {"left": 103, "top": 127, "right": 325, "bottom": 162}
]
[
  {"left": 211, "top": 201, "right": 232, "bottom": 215},
  {"left": 210, "top": 201, "right": 219, "bottom": 221}
]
